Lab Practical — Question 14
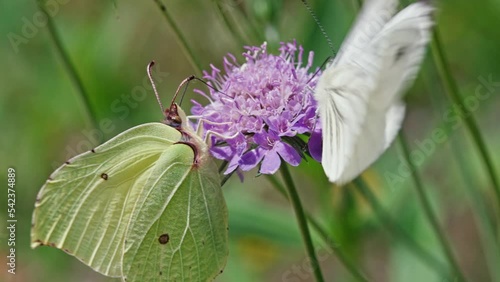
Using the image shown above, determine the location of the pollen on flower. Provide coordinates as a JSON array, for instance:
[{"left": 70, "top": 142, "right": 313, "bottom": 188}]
[{"left": 191, "top": 40, "right": 323, "bottom": 175}]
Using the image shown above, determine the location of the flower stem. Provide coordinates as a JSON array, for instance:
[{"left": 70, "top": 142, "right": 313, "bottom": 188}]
[
  {"left": 152, "top": 0, "right": 203, "bottom": 76},
  {"left": 279, "top": 165, "right": 325, "bottom": 282},
  {"left": 267, "top": 175, "right": 369, "bottom": 282},
  {"left": 39, "top": 1, "right": 100, "bottom": 135},
  {"left": 352, "top": 178, "right": 451, "bottom": 278},
  {"left": 398, "top": 133, "right": 467, "bottom": 282},
  {"left": 430, "top": 29, "right": 500, "bottom": 209}
]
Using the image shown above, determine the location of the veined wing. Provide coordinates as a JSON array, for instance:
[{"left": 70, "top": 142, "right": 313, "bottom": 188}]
[
  {"left": 316, "top": 2, "right": 434, "bottom": 184},
  {"left": 121, "top": 144, "right": 228, "bottom": 282},
  {"left": 334, "top": 0, "right": 398, "bottom": 65},
  {"left": 31, "top": 123, "right": 182, "bottom": 276}
]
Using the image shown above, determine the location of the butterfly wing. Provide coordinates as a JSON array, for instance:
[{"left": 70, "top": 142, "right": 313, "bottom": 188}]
[
  {"left": 121, "top": 144, "right": 228, "bottom": 281},
  {"left": 31, "top": 123, "right": 181, "bottom": 276},
  {"left": 334, "top": 0, "right": 398, "bottom": 64},
  {"left": 31, "top": 122, "right": 228, "bottom": 281},
  {"left": 315, "top": 2, "right": 434, "bottom": 184}
]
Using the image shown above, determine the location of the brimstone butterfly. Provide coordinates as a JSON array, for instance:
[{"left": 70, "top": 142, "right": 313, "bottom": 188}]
[
  {"left": 314, "top": 0, "right": 434, "bottom": 184},
  {"left": 31, "top": 62, "right": 229, "bottom": 281}
]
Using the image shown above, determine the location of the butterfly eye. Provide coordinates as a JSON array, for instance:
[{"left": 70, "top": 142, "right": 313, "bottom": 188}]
[
  {"left": 172, "top": 115, "right": 182, "bottom": 124},
  {"left": 165, "top": 115, "right": 182, "bottom": 128},
  {"left": 163, "top": 104, "right": 183, "bottom": 128}
]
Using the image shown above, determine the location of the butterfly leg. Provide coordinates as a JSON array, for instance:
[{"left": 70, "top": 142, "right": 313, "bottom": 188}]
[
  {"left": 187, "top": 115, "right": 233, "bottom": 137},
  {"left": 203, "top": 130, "right": 240, "bottom": 145}
]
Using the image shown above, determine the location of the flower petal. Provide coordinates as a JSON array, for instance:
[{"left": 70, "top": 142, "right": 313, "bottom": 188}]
[
  {"left": 191, "top": 40, "right": 323, "bottom": 178},
  {"left": 275, "top": 141, "right": 301, "bottom": 166},
  {"left": 308, "top": 130, "right": 323, "bottom": 162},
  {"left": 224, "top": 155, "right": 240, "bottom": 174},
  {"left": 260, "top": 149, "right": 281, "bottom": 174},
  {"left": 210, "top": 145, "right": 234, "bottom": 161},
  {"left": 239, "top": 148, "right": 265, "bottom": 171}
]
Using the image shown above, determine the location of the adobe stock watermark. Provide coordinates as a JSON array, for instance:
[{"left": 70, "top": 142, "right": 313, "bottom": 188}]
[
  {"left": 281, "top": 238, "right": 338, "bottom": 282},
  {"left": 50, "top": 63, "right": 169, "bottom": 170},
  {"left": 7, "top": 0, "right": 70, "bottom": 54},
  {"left": 384, "top": 74, "right": 500, "bottom": 189}
]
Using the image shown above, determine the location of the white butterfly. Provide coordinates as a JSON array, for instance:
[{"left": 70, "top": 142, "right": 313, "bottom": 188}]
[{"left": 314, "top": 0, "right": 434, "bottom": 184}]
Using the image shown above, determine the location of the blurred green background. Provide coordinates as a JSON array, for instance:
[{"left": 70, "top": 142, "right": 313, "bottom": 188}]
[{"left": 1, "top": 0, "right": 500, "bottom": 281}]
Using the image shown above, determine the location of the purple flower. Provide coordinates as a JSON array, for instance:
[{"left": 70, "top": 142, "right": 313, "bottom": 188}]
[{"left": 192, "top": 41, "right": 322, "bottom": 175}]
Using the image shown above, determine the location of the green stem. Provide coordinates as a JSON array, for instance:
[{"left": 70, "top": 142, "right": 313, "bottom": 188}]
[
  {"left": 352, "top": 0, "right": 362, "bottom": 9},
  {"left": 152, "top": 0, "right": 203, "bottom": 76},
  {"left": 267, "top": 175, "right": 369, "bottom": 282},
  {"left": 430, "top": 29, "right": 500, "bottom": 209},
  {"left": 39, "top": 1, "right": 100, "bottom": 135},
  {"left": 352, "top": 178, "right": 451, "bottom": 279},
  {"left": 236, "top": 2, "right": 264, "bottom": 44},
  {"left": 398, "top": 133, "right": 467, "bottom": 282},
  {"left": 233, "top": 1, "right": 264, "bottom": 43},
  {"left": 423, "top": 63, "right": 500, "bottom": 281},
  {"left": 280, "top": 165, "right": 325, "bottom": 282},
  {"left": 214, "top": 0, "right": 247, "bottom": 47},
  {"left": 449, "top": 133, "right": 500, "bottom": 281}
]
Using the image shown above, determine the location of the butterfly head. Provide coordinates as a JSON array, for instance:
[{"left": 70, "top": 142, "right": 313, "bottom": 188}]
[{"left": 163, "top": 103, "right": 185, "bottom": 129}]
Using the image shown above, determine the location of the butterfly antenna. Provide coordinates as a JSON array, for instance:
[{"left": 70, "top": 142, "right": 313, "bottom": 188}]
[
  {"left": 192, "top": 77, "right": 221, "bottom": 93},
  {"left": 147, "top": 61, "right": 165, "bottom": 113},
  {"left": 301, "top": 0, "right": 336, "bottom": 56},
  {"left": 178, "top": 76, "right": 231, "bottom": 105},
  {"left": 190, "top": 76, "right": 231, "bottom": 98},
  {"left": 306, "top": 55, "right": 333, "bottom": 84},
  {"left": 173, "top": 75, "right": 195, "bottom": 106}
]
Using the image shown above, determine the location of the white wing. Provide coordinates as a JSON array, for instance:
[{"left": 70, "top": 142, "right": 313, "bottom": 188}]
[
  {"left": 334, "top": 0, "right": 398, "bottom": 64},
  {"left": 315, "top": 2, "right": 434, "bottom": 184}
]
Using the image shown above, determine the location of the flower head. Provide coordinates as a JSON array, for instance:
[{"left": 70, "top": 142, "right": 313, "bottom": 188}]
[{"left": 192, "top": 40, "right": 322, "bottom": 175}]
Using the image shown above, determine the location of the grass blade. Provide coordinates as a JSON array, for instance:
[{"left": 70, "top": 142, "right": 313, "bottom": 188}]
[
  {"left": 267, "top": 175, "right": 369, "bottom": 282},
  {"left": 397, "top": 133, "right": 467, "bottom": 281},
  {"left": 430, "top": 30, "right": 500, "bottom": 208},
  {"left": 352, "top": 178, "right": 451, "bottom": 279},
  {"left": 152, "top": 0, "right": 203, "bottom": 76},
  {"left": 39, "top": 0, "right": 100, "bottom": 135}
]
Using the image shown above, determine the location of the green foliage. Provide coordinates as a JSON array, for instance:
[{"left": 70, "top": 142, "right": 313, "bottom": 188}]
[{"left": 1, "top": 0, "right": 499, "bottom": 281}]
